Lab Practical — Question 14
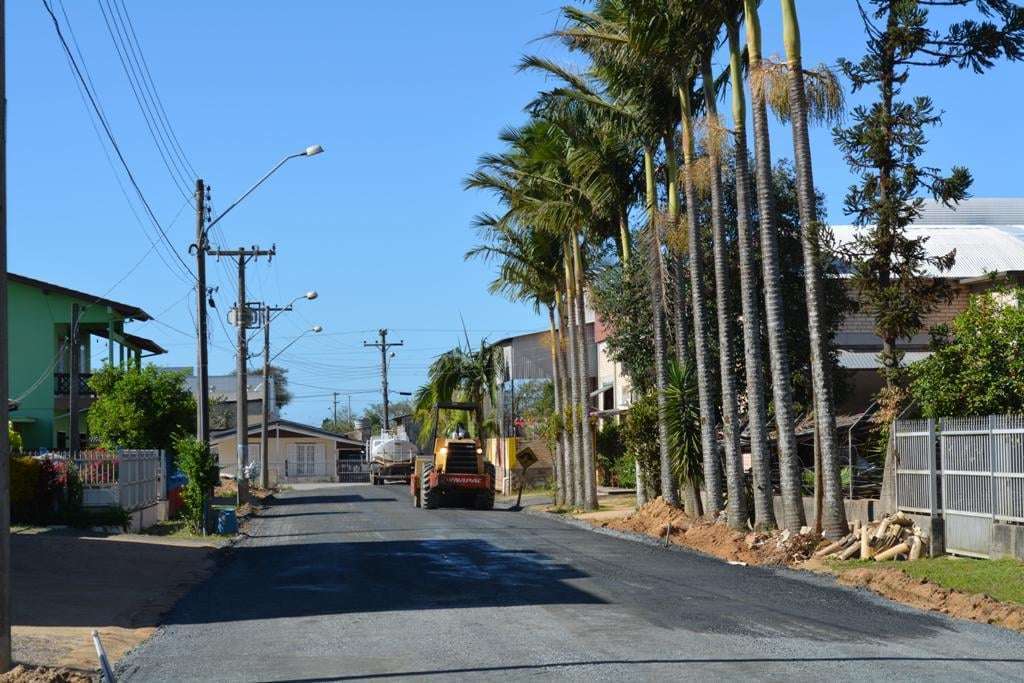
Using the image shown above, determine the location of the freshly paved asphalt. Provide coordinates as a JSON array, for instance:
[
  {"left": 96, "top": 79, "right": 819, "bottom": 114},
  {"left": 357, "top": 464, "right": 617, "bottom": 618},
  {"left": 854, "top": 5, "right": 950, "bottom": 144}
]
[{"left": 118, "top": 483, "right": 1024, "bottom": 682}]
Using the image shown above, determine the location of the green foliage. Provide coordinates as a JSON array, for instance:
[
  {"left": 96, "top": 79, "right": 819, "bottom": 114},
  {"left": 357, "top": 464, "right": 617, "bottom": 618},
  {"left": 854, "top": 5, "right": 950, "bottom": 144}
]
[
  {"left": 10, "top": 456, "right": 61, "bottom": 524},
  {"left": 8, "top": 422, "right": 22, "bottom": 454},
  {"left": 621, "top": 392, "right": 660, "bottom": 488},
  {"left": 413, "top": 341, "right": 504, "bottom": 446},
  {"left": 174, "top": 435, "right": 219, "bottom": 534},
  {"left": 662, "top": 360, "right": 703, "bottom": 491},
  {"left": 613, "top": 452, "right": 637, "bottom": 489},
  {"left": 834, "top": 0, "right": 1024, "bottom": 414},
  {"left": 802, "top": 466, "right": 852, "bottom": 495},
  {"left": 88, "top": 366, "right": 196, "bottom": 450},
  {"left": 911, "top": 289, "right": 1024, "bottom": 417},
  {"left": 591, "top": 257, "right": 655, "bottom": 395},
  {"left": 595, "top": 421, "right": 625, "bottom": 486}
]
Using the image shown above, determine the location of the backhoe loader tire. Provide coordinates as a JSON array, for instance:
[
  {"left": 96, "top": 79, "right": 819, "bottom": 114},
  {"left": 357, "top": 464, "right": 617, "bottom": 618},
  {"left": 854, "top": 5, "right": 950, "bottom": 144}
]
[{"left": 422, "top": 463, "right": 440, "bottom": 510}]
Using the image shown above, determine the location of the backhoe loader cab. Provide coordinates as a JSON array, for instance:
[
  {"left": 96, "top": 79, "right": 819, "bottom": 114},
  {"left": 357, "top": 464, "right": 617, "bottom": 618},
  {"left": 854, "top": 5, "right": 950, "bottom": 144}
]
[{"left": 411, "top": 402, "right": 495, "bottom": 510}]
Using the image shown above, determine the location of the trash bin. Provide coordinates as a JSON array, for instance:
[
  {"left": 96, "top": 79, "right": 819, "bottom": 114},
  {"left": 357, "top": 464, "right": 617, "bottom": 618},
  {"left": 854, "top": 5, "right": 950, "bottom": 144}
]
[{"left": 213, "top": 505, "right": 238, "bottom": 535}]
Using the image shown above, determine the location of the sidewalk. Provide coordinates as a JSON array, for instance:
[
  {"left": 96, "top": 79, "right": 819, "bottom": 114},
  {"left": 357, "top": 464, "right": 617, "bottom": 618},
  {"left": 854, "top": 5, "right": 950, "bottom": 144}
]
[{"left": 11, "top": 526, "right": 225, "bottom": 674}]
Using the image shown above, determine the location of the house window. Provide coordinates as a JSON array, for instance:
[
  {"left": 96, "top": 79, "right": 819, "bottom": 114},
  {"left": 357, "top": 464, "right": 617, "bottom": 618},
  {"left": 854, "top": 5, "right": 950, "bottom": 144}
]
[{"left": 295, "top": 443, "right": 321, "bottom": 476}]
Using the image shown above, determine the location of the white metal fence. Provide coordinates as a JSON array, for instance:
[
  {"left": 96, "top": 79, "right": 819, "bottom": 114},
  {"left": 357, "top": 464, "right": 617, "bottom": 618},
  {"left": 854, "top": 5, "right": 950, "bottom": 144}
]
[
  {"left": 895, "top": 415, "right": 1024, "bottom": 558},
  {"left": 49, "top": 449, "right": 164, "bottom": 511}
]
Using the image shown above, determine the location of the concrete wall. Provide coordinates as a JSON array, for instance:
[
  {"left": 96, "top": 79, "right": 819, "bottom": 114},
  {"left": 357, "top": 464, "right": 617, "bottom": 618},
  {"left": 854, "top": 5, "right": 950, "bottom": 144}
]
[{"left": 991, "top": 522, "right": 1024, "bottom": 561}]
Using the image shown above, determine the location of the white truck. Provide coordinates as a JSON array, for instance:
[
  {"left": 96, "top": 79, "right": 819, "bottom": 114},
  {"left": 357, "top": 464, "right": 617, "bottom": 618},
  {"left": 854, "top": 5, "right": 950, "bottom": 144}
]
[{"left": 367, "top": 427, "right": 419, "bottom": 485}]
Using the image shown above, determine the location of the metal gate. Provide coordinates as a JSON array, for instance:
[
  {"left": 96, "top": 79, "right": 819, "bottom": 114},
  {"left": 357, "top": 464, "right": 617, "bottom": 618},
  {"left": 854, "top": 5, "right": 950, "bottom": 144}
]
[
  {"left": 940, "top": 417, "right": 994, "bottom": 557},
  {"left": 894, "top": 418, "right": 938, "bottom": 516}
]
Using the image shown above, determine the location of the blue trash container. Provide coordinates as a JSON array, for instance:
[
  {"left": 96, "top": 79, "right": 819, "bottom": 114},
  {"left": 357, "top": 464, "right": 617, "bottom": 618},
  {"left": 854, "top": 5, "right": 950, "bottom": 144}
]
[{"left": 214, "top": 506, "right": 238, "bottom": 534}]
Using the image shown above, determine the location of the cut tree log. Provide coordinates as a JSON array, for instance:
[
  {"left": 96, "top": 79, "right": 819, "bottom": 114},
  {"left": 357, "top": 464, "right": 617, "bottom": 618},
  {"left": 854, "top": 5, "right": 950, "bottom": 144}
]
[
  {"left": 860, "top": 526, "right": 873, "bottom": 559},
  {"left": 874, "top": 542, "right": 910, "bottom": 562},
  {"left": 908, "top": 535, "right": 923, "bottom": 560},
  {"left": 838, "top": 542, "right": 861, "bottom": 560}
]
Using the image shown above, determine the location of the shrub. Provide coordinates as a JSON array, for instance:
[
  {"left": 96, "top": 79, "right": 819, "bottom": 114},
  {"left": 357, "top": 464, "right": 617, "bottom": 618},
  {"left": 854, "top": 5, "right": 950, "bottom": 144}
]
[
  {"left": 595, "top": 422, "right": 624, "bottom": 486},
  {"left": 10, "top": 456, "right": 62, "bottom": 524},
  {"left": 614, "top": 452, "right": 637, "bottom": 489},
  {"left": 911, "top": 289, "right": 1024, "bottom": 417},
  {"left": 174, "top": 435, "right": 219, "bottom": 533},
  {"left": 8, "top": 422, "right": 22, "bottom": 454}
]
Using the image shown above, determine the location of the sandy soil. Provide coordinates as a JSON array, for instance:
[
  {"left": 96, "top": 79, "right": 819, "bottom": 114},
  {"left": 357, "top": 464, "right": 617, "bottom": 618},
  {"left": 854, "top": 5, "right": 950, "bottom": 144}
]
[
  {"left": 839, "top": 567, "right": 1024, "bottom": 632},
  {"left": 0, "top": 664, "right": 92, "bottom": 683},
  {"left": 11, "top": 528, "right": 222, "bottom": 674}
]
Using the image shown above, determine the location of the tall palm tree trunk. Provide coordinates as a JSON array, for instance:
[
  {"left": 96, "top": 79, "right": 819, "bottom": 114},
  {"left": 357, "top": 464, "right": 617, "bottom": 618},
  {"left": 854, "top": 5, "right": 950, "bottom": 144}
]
[
  {"left": 727, "top": 19, "right": 776, "bottom": 530},
  {"left": 679, "top": 78, "right": 722, "bottom": 517},
  {"left": 548, "top": 304, "right": 567, "bottom": 507},
  {"left": 745, "top": 0, "right": 805, "bottom": 530},
  {"left": 644, "top": 147, "right": 679, "bottom": 507},
  {"left": 564, "top": 251, "right": 586, "bottom": 508},
  {"left": 781, "top": 0, "right": 847, "bottom": 538},
  {"left": 703, "top": 57, "right": 748, "bottom": 531},
  {"left": 556, "top": 291, "right": 576, "bottom": 507},
  {"left": 616, "top": 209, "right": 645, "bottom": 508},
  {"left": 572, "top": 234, "right": 598, "bottom": 511},
  {"left": 664, "top": 135, "right": 690, "bottom": 370}
]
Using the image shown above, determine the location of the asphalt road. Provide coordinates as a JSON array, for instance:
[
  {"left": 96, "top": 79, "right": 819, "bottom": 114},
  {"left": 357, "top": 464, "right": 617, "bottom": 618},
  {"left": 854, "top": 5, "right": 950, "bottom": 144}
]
[{"left": 118, "top": 483, "right": 1024, "bottom": 682}]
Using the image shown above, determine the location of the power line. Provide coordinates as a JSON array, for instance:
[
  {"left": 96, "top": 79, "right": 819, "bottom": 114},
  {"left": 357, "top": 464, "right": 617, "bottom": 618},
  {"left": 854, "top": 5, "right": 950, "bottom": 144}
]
[
  {"left": 41, "top": 0, "right": 197, "bottom": 282},
  {"left": 96, "top": 0, "right": 191, "bottom": 198},
  {"left": 112, "top": 0, "right": 198, "bottom": 179}
]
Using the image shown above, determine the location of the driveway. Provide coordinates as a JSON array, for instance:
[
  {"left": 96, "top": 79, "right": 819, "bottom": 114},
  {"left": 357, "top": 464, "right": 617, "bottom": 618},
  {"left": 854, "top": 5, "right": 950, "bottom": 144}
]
[{"left": 119, "top": 483, "right": 1024, "bottom": 681}]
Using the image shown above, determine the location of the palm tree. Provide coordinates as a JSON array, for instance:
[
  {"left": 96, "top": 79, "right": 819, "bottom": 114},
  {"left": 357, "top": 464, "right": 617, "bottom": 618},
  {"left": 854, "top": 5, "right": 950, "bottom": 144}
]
[
  {"left": 413, "top": 342, "right": 504, "bottom": 446},
  {"left": 465, "top": 215, "right": 568, "bottom": 504},
  {"left": 744, "top": 0, "right": 805, "bottom": 530},
  {"left": 725, "top": 11, "right": 776, "bottom": 529},
  {"left": 663, "top": 358, "right": 703, "bottom": 514},
  {"left": 780, "top": 0, "right": 847, "bottom": 538},
  {"left": 701, "top": 51, "right": 748, "bottom": 531}
]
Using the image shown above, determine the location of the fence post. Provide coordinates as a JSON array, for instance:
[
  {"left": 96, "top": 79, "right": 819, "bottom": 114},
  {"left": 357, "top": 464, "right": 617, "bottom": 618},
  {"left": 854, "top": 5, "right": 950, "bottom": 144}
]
[
  {"left": 989, "top": 415, "right": 997, "bottom": 526},
  {"left": 157, "top": 450, "right": 167, "bottom": 502},
  {"left": 927, "top": 418, "right": 937, "bottom": 517},
  {"left": 892, "top": 420, "right": 898, "bottom": 513}
]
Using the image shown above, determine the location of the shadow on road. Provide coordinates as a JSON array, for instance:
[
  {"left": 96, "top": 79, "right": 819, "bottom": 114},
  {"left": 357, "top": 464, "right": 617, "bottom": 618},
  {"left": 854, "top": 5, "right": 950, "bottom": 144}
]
[
  {"left": 164, "top": 538, "right": 603, "bottom": 625},
  {"left": 271, "top": 494, "right": 397, "bottom": 506},
  {"left": 257, "top": 655, "right": 1024, "bottom": 681}
]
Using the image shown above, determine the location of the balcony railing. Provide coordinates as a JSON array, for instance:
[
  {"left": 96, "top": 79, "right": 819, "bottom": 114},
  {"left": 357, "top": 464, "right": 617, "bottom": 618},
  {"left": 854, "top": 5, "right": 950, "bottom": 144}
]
[{"left": 54, "top": 373, "right": 95, "bottom": 397}]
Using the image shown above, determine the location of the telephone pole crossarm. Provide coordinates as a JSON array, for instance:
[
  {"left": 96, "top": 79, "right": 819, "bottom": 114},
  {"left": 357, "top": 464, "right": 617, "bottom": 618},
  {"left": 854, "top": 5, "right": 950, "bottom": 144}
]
[{"left": 363, "top": 328, "right": 403, "bottom": 431}]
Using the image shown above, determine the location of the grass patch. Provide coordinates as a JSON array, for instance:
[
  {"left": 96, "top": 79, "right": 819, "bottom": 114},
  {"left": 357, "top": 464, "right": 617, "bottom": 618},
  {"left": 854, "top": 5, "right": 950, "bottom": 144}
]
[
  {"left": 142, "top": 518, "right": 233, "bottom": 540},
  {"left": 833, "top": 557, "right": 1024, "bottom": 605}
]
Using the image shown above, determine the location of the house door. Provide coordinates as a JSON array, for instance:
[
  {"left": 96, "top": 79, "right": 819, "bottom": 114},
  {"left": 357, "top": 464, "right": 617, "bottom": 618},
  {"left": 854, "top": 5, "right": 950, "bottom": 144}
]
[{"left": 293, "top": 443, "right": 325, "bottom": 477}]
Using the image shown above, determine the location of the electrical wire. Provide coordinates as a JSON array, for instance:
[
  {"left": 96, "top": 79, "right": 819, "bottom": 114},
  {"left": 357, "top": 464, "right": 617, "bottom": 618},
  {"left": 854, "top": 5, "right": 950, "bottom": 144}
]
[{"left": 41, "top": 0, "right": 197, "bottom": 282}]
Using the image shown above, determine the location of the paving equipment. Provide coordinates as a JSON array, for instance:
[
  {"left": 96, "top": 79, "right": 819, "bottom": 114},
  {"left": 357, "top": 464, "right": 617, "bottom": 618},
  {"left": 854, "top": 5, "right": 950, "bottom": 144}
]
[{"left": 411, "top": 401, "right": 495, "bottom": 510}]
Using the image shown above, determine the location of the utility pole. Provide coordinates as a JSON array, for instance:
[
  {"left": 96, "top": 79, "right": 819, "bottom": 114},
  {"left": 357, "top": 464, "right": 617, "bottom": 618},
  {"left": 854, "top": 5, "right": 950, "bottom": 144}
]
[
  {"left": 0, "top": 0, "right": 11, "bottom": 668},
  {"left": 210, "top": 246, "right": 275, "bottom": 503},
  {"left": 332, "top": 391, "right": 339, "bottom": 425},
  {"left": 68, "top": 303, "right": 80, "bottom": 453},
  {"left": 258, "top": 301, "right": 292, "bottom": 490},
  {"left": 192, "top": 179, "right": 210, "bottom": 447},
  {"left": 363, "top": 329, "right": 402, "bottom": 431}
]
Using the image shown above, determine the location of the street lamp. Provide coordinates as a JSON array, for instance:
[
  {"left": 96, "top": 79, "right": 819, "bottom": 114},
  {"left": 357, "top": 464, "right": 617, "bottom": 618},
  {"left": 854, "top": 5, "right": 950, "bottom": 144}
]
[
  {"left": 193, "top": 144, "right": 325, "bottom": 474},
  {"left": 270, "top": 325, "right": 323, "bottom": 364}
]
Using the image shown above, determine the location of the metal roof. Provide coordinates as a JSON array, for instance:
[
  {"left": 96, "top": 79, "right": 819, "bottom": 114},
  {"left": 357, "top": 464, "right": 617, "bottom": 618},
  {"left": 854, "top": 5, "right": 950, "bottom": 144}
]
[
  {"left": 914, "top": 197, "right": 1024, "bottom": 225},
  {"left": 838, "top": 350, "right": 931, "bottom": 370},
  {"left": 832, "top": 200, "right": 1024, "bottom": 279}
]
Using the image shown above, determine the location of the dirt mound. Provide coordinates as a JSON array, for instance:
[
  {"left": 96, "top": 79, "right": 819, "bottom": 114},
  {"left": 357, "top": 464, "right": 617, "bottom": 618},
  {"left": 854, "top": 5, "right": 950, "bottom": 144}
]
[
  {"left": 839, "top": 568, "right": 1024, "bottom": 632},
  {"left": 605, "top": 498, "right": 822, "bottom": 566},
  {"left": 0, "top": 665, "right": 91, "bottom": 683}
]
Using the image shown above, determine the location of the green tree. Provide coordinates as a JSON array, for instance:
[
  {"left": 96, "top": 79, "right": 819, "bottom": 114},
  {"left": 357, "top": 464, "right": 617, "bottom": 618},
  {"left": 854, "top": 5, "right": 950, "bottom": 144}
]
[
  {"left": 87, "top": 366, "right": 195, "bottom": 450},
  {"left": 911, "top": 290, "right": 1024, "bottom": 418},
  {"left": 663, "top": 359, "right": 704, "bottom": 515},
  {"left": 8, "top": 422, "right": 23, "bottom": 454},
  {"left": 173, "top": 435, "right": 219, "bottom": 534},
  {"left": 412, "top": 342, "right": 504, "bottom": 446},
  {"left": 834, "top": 0, "right": 1024, "bottom": 511}
]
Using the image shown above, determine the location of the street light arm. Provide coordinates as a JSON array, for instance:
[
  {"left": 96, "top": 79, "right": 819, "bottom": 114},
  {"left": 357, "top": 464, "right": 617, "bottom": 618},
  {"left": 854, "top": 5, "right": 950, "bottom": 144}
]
[
  {"left": 270, "top": 326, "right": 322, "bottom": 364},
  {"left": 204, "top": 145, "right": 323, "bottom": 238}
]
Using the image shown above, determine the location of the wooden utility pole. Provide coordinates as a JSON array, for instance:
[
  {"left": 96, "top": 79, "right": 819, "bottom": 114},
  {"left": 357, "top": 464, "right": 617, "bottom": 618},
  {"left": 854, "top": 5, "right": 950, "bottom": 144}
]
[
  {"left": 0, "top": 0, "right": 11, "bottom": 669},
  {"left": 258, "top": 301, "right": 292, "bottom": 490},
  {"left": 332, "top": 392, "right": 339, "bottom": 426},
  {"left": 192, "top": 179, "right": 210, "bottom": 447},
  {"left": 210, "top": 246, "right": 275, "bottom": 504},
  {"left": 68, "top": 303, "right": 80, "bottom": 453},
  {"left": 363, "top": 329, "right": 402, "bottom": 430}
]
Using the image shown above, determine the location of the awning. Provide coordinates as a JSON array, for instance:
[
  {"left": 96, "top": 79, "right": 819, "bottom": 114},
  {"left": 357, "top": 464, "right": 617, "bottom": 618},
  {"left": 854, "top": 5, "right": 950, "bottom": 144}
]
[{"left": 91, "top": 328, "right": 167, "bottom": 355}]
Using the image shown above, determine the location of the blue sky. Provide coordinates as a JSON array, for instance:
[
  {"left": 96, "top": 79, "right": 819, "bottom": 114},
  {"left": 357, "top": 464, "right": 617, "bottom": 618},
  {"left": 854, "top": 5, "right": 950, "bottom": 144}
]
[{"left": 8, "top": 2, "right": 1023, "bottom": 424}]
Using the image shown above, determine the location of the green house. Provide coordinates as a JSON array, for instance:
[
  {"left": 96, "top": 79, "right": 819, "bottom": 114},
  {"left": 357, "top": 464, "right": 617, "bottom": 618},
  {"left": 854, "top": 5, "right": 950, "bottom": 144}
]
[{"left": 7, "top": 274, "right": 166, "bottom": 451}]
